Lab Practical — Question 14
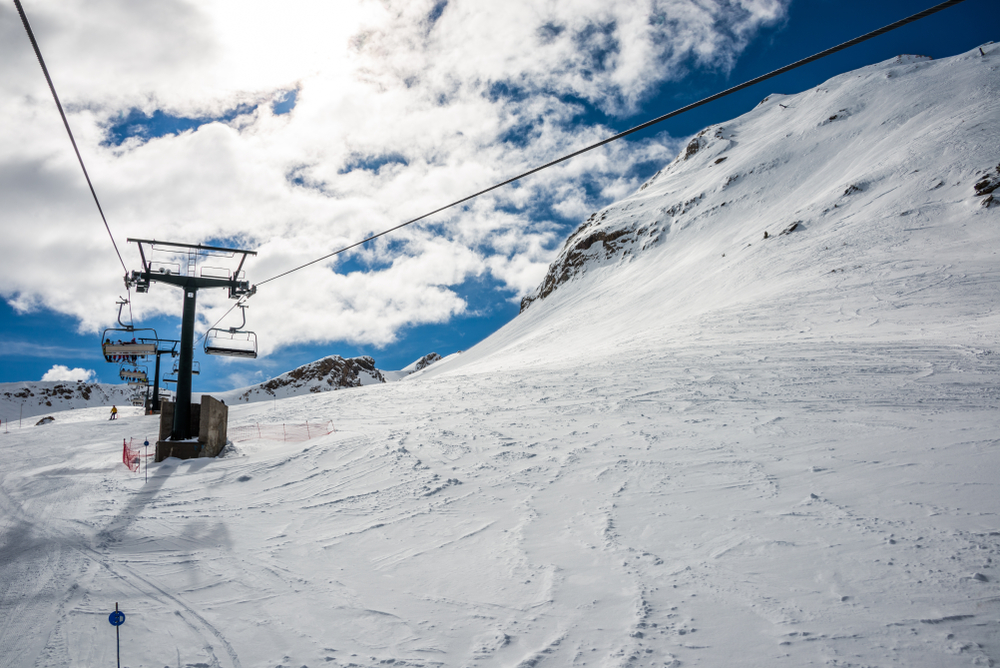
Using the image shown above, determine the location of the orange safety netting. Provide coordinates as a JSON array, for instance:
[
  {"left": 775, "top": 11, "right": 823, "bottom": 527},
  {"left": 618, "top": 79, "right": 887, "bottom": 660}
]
[
  {"left": 122, "top": 438, "right": 140, "bottom": 472},
  {"left": 228, "top": 421, "right": 334, "bottom": 443}
]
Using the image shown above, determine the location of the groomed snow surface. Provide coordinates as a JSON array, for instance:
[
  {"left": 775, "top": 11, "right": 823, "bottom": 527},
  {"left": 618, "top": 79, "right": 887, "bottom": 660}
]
[{"left": 2, "top": 45, "right": 1000, "bottom": 667}]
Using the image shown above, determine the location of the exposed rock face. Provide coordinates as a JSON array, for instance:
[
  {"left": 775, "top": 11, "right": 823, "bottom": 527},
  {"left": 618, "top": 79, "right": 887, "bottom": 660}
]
[
  {"left": 2, "top": 382, "right": 96, "bottom": 405},
  {"left": 235, "top": 355, "right": 385, "bottom": 402},
  {"left": 412, "top": 353, "right": 442, "bottom": 372},
  {"left": 975, "top": 163, "right": 1000, "bottom": 208},
  {"left": 519, "top": 220, "right": 643, "bottom": 312},
  {"left": 520, "top": 123, "right": 733, "bottom": 313}
]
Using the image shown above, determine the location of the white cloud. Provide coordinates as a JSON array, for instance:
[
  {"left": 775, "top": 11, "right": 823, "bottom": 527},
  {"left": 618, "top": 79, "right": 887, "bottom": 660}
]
[
  {"left": 41, "top": 364, "right": 96, "bottom": 382},
  {"left": 1, "top": 0, "right": 787, "bottom": 353}
]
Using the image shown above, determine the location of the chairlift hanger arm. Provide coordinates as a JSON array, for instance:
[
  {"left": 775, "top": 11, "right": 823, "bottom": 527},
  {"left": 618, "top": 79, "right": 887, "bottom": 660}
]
[
  {"left": 232, "top": 304, "right": 248, "bottom": 332},
  {"left": 116, "top": 299, "right": 130, "bottom": 329}
]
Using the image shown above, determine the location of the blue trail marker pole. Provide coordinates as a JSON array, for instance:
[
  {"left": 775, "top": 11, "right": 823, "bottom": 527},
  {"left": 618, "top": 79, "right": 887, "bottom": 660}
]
[
  {"left": 109, "top": 602, "right": 125, "bottom": 668},
  {"left": 144, "top": 440, "right": 149, "bottom": 483}
]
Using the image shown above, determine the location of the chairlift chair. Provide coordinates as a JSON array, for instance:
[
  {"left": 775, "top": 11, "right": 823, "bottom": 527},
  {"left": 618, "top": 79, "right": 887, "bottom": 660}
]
[
  {"left": 172, "top": 359, "right": 201, "bottom": 375},
  {"left": 204, "top": 304, "right": 258, "bottom": 359},
  {"left": 101, "top": 300, "right": 158, "bottom": 362},
  {"left": 119, "top": 365, "right": 148, "bottom": 384}
]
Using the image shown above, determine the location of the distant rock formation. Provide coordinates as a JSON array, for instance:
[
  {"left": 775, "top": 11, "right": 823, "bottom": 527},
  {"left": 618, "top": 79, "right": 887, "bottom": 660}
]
[
  {"left": 975, "top": 163, "right": 1000, "bottom": 208},
  {"left": 0, "top": 381, "right": 142, "bottom": 421},
  {"left": 228, "top": 352, "right": 445, "bottom": 403},
  {"left": 233, "top": 355, "right": 385, "bottom": 402},
  {"left": 412, "top": 352, "right": 442, "bottom": 372}
]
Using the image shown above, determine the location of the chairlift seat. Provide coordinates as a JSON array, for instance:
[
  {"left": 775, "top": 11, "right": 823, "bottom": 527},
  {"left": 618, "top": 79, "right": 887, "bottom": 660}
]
[
  {"left": 101, "top": 311, "right": 158, "bottom": 362},
  {"left": 204, "top": 328, "right": 258, "bottom": 359},
  {"left": 103, "top": 341, "right": 157, "bottom": 356},
  {"left": 172, "top": 360, "right": 201, "bottom": 375},
  {"left": 120, "top": 368, "right": 148, "bottom": 383}
]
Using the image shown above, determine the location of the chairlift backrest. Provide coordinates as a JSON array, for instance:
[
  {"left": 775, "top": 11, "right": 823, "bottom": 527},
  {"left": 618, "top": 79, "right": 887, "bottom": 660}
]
[
  {"left": 172, "top": 359, "right": 202, "bottom": 375},
  {"left": 120, "top": 367, "right": 148, "bottom": 383},
  {"left": 101, "top": 303, "right": 158, "bottom": 362},
  {"left": 204, "top": 329, "right": 258, "bottom": 358},
  {"left": 203, "top": 304, "right": 258, "bottom": 358},
  {"left": 103, "top": 339, "right": 157, "bottom": 357}
]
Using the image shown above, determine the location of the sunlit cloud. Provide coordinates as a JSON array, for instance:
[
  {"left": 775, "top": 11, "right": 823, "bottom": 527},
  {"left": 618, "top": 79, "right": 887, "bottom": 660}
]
[
  {"left": 41, "top": 364, "right": 96, "bottom": 382},
  {"left": 1, "top": 0, "right": 788, "bottom": 355}
]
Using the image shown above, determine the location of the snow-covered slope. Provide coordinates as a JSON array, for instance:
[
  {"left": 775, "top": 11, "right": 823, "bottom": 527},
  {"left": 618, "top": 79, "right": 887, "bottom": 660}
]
[
  {"left": 476, "top": 48, "right": 1000, "bottom": 377},
  {"left": 521, "top": 52, "right": 998, "bottom": 316},
  {"left": 1, "top": 46, "right": 999, "bottom": 668}
]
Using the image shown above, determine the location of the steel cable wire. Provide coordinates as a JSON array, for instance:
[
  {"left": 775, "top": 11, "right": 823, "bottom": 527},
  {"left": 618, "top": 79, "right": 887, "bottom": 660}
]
[{"left": 14, "top": 0, "right": 131, "bottom": 281}]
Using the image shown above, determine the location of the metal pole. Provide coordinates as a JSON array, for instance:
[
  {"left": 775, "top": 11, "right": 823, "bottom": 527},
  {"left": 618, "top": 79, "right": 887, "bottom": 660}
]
[
  {"left": 151, "top": 350, "right": 162, "bottom": 412},
  {"left": 115, "top": 602, "right": 120, "bottom": 668},
  {"left": 173, "top": 287, "right": 197, "bottom": 440}
]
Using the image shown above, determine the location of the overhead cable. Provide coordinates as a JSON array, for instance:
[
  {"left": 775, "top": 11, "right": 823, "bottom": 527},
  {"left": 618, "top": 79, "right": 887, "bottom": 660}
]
[
  {"left": 255, "top": 0, "right": 968, "bottom": 288},
  {"left": 14, "top": 0, "right": 130, "bottom": 278}
]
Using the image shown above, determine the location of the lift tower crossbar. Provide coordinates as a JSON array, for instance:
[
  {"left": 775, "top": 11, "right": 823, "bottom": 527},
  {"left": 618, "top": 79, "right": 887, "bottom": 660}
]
[{"left": 127, "top": 239, "right": 256, "bottom": 440}]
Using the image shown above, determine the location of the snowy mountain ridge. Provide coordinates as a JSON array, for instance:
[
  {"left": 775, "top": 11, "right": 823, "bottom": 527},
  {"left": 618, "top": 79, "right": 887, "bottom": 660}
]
[
  {"left": 1, "top": 353, "right": 444, "bottom": 421},
  {"left": 0, "top": 380, "right": 143, "bottom": 425},
  {"left": 520, "top": 49, "right": 998, "bottom": 316}
]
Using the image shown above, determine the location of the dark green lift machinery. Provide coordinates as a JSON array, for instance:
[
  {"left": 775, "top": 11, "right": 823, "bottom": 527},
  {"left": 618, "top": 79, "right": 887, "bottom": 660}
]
[{"left": 127, "top": 239, "right": 256, "bottom": 440}]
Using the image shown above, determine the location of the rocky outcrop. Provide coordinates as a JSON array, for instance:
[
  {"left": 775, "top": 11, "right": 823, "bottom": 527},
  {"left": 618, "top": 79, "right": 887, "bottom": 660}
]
[
  {"left": 2, "top": 382, "right": 96, "bottom": 406},
  {"left": 235, "top": 355, "right": 385, "bottom": 401},
  {"left": 520, "top": 221, "right": 639, "bottom": 311},
  {"left": 412, "top": 353, "right": 442, "bottom": 372},
  {"left": 975, "top": 163, "right": 1000, "bottom": 208},
  {"left": 520, "top": 124, "right": 730, "bottom": 313}
]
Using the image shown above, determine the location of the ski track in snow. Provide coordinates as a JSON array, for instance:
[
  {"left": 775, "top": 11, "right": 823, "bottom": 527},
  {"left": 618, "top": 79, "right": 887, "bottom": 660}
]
[
  {"left": 2, "top": 45, "right": 1000, "bottom": 667},
  {"left": 2, "top": 339, "right": 998, "bottom": 667}
]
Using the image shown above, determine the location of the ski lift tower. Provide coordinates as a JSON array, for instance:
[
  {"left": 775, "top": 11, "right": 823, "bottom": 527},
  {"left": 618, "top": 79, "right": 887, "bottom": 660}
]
[
  {"left": 149, "top": 338, "right": 181, "bottom": 414},
  {"left": 127, "top": 239, "right": 256, "bottom": 441}
]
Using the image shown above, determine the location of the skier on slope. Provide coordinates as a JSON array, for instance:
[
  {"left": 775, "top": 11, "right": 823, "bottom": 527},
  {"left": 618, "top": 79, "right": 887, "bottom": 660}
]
[{"left": 110, "top": 405, "right": 118, "bottom": 421}]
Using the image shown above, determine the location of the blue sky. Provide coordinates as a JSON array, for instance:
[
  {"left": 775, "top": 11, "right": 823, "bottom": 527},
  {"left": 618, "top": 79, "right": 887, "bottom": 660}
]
[{"left": 1, "top": 0, "right": 997, "bottom": 391}]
